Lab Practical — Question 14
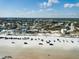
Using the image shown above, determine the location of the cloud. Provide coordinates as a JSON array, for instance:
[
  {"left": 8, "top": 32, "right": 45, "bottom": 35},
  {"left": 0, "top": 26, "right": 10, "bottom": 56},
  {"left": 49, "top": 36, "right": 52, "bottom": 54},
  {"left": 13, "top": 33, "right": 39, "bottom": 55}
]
[
  {"left": 38, "top": 8, "right": 54, "bottom": 12},
  {"left": 40, "top": 0, "right": 59, "bottom": 9},
  {"left": 64, "top": 3, "right": 74, "bottom": 8},
  {"left": 64, "top": 3, "right": 79, "bottom": 8},
  {"left": 48, "top": 0, "right": 59, "bottom": 3},
  {"left": 0, "top": 8, "right": 79, "bottom": 18},
  {"left": 46, "top": 8, "right": 54, "bottom": 11},
  {"left": 76, "top": 3, "right": 79, "bottom": 7}
]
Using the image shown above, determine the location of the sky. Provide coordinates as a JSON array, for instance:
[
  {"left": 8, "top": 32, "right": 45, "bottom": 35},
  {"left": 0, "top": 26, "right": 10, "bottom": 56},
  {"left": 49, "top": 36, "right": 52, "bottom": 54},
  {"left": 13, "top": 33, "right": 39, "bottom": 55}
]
[{"left": 0, "top": 0, "right": 79, "bottom": 18}]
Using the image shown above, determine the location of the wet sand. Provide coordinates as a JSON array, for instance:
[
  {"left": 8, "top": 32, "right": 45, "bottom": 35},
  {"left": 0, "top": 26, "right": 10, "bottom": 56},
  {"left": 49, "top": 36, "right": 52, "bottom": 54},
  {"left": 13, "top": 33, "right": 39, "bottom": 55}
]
[{"left": 0, "top": 47, "right": 79, "bottom": 59}]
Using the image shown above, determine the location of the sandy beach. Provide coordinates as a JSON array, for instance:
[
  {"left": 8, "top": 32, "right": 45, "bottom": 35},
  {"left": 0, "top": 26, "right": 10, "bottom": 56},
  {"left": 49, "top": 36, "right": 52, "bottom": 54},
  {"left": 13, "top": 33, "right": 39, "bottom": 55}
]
[{"left": 0, "top": 47, "right": 79, "bottom": 59}]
